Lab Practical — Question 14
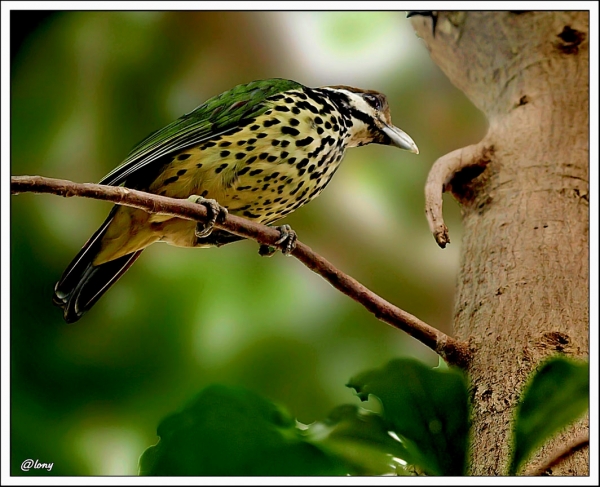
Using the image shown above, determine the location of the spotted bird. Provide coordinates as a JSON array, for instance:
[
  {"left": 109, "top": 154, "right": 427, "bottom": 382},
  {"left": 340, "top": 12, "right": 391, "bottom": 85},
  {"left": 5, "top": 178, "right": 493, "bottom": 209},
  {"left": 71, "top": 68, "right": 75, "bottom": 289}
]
[{"left": 53, "top": 78, "right": 419, "bottom": 323}]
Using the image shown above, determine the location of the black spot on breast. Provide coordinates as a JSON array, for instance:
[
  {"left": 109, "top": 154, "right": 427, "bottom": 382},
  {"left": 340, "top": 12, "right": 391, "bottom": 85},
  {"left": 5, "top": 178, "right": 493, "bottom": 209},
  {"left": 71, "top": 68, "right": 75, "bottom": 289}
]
[
  {"left": 259, "top": 153, "right": 269, "bottom": 160},
  {"left": 267, "top": 155, "right": 277, "bottom": 163},
  {"left": 164, "top": 176, "right": 179, "bottom": 185},
  {"left": 238, "top": 166, "right": 251, "bottom": 176},
  {"left": 250, "top": 124, "right": 260, "bottom": 131},
  {"left": 246, "top": 156, "right": 257, "bottom": 164},
  {"left": 243, "top": 210, "right": 261, "bottom": 219},
  {"left": 308, "top": 164, "right": 316, "bottom": 173},
  {"left": 296, "top": 101, "right": 319, "bottom": 114},
  {"left": 314, "top": 116, "right": 323, "bottom": 124},
  {"left": 177, "top": 153, "right": 191, "bottom": 161},
  {"left": 296, "top": 136, "right": 314, "bottom": 147},
  {"left": 287, "top": 157, "right": 296, "bottom": 165},
  {"left": 291, "top": 107, "right": 301, "bottom": 115},
  {"left": 200, "top": 142, "right": 216, "bottom": 150},
  {"left": 281, "top": 140, "right": 290, "bottom": 148},
  {"left": 275, "top": 106, "right": 290, "bottom": 112},
  {"left": 297, "top": 158, "right": 309, "bottom": 169},
  {"left": 298, "top": 169, "right": 306, "bottom": 177},
  {"left": 248, "top": 138, "right": 257, "bottom": 144},
  {"left": 317, "top": 127, "right": 324, "bottom": 135},
  {"left": 220, "top": 141, "right": 232, "bottom": 147},
  {"left": 177, "top": 169, "right": 187, "bottom": 176},
  {"left": 284, "top": 97, "right": 294, "bottom": 103},
  {"left": 262, "top": 183, "right": 270, "bottom": 190},
  {"left": 201, "top": 190, "right": 209, "bottom": 197},
  {"left": 235, "top": 153, "right": 246, "bottom": 160},
  {"left": 215, "top": 163, "right": 229, "bottom": 174},
  {"left": 280, "top": 151, "right": 289, "bottom": 159},
  {"left": 249, "top": 169, "right": 263, "bottom": 176},
  {"left": 325, "top": 121, "right": 332, "bottom": 129},
  {"left": 237, "top": 140, "right": 246, "bottom": 146},
  {"left": 263, "top": 119, "right": 281, "bottom": 128},
  {"left": 272, "top": 140, "right": 281, "bottom": 146},
  {"left": 257, "top": 133, "right": 268, "bottom": 139},
  {"left": 220, "top": 150, "right": 230, "bottom": 157},
  {"left": 196, "top": 163, "right": 203, "bottom": 168},
  {"left": 289, "top": 118, "right": 300, "bottom": 126},
  {"left": 281, "top": 126, "right": 300, "bottom": 137},
  {"left": 246, "top": 146, "right": 256, "bottom": 152}
]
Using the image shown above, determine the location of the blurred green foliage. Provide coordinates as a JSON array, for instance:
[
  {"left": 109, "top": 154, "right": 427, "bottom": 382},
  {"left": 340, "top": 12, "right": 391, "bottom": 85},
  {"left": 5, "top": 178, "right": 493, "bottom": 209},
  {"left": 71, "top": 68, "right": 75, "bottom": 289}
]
[
  {"left": 137, "top": 356, "right": 588, "bottom": 477},
  {"left": 509, "top": 357, "right": 589, "bottom": 475},
  {"left": 348, "top": 358, "right": 470, "bottom": 475},
  {"left": 11, "top": 11, "right": 485, "bottom": 475},
  {"left": 139, "top": 384, "right": 347, "bottom": 476}
]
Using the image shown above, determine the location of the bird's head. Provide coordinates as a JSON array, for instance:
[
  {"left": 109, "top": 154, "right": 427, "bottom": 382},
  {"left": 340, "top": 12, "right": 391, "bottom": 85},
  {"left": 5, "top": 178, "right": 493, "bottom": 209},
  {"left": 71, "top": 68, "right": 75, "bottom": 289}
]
[{"left": 320, "top": 85, "right": 419, "bottom": 154}]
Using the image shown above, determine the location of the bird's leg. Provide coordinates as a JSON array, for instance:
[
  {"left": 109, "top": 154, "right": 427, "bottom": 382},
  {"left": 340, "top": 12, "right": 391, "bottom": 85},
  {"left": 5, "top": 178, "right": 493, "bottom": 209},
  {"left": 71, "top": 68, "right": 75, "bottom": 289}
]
[
  {"left": 187, "top": 195, "right": 228, "bottom": 239},
  {"left": 258, "top": 224, "right": 297, "bottom": 257}
]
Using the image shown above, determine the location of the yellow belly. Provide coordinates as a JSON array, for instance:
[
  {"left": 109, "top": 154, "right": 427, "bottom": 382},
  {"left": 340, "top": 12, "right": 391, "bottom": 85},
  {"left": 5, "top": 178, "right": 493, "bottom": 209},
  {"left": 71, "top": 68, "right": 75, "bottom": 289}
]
[{"left": 94, "top": 98, "right": 347, "bottom": 265}]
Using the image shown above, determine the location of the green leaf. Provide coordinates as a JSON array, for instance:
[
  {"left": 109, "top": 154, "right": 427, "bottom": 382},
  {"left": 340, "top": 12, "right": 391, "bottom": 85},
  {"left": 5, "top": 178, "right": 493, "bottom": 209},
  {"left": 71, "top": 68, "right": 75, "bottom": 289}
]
[
  {"left": 303, "top": 404, "right": 412, "bottom": 475},
  {"left": 139, "top": 384, "right": 346, "bottom": 476},
  {"left": 347, "top": 358, "right": 470, "bottom": 475},
  {"left": 509, "top": 357, "right": 589, "bottom": 475}
]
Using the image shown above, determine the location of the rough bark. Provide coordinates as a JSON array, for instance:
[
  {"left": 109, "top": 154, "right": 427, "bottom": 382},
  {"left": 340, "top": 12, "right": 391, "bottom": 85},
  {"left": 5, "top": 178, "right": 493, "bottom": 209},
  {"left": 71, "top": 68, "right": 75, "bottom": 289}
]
[{"left": 411, "top": 11, "right": 589, "bottom": 475}]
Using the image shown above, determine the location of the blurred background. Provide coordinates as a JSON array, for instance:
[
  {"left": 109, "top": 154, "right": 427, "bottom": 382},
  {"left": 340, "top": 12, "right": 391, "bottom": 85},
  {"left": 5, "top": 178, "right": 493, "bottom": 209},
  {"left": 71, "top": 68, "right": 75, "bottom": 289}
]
[{"left": 10, "top": 11, "right": 486, "bottom": 475}]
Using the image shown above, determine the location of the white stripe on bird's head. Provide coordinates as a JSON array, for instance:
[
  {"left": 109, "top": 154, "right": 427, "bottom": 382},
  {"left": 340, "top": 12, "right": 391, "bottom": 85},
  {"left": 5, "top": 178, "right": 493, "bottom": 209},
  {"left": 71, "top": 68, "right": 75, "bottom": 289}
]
[{"left": 321, "top": 86, "right": 418, "bottom": 153}]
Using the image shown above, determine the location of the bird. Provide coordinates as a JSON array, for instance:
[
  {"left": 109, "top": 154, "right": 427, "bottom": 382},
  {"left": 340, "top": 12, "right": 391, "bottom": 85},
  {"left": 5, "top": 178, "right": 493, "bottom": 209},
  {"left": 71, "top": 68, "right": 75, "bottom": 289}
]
[{"left": 53, "top": 78, "right": 419, "bottom": 323}]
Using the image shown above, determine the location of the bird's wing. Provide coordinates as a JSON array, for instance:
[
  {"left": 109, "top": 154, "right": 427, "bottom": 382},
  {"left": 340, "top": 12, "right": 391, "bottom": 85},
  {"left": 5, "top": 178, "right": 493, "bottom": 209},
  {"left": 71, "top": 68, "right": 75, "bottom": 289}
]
[{"left": 99, "top": 79, "right": 303, "bottom": 187}]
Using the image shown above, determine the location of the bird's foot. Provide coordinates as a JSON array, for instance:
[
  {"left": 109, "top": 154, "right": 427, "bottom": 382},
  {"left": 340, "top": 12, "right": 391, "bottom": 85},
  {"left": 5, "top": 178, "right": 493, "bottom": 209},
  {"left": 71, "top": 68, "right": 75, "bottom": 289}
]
[
  {"left": 188, "top": 195, "right": 228, "bottom": 238},
  {"left": 258, "top": 224, "right": 297, "bottom": 257}
]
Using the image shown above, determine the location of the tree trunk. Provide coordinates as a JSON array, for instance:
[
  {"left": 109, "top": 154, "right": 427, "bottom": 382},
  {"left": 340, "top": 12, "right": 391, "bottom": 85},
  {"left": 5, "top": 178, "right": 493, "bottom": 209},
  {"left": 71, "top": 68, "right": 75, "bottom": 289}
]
[{"left": 411, "top": 11, "right": 589, "bottom": 475}]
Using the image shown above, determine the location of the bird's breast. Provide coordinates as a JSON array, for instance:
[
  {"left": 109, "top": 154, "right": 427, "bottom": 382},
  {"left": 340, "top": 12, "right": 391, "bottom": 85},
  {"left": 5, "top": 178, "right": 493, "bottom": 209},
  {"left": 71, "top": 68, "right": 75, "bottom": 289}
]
[{"left": 147, "top": 91, "right": 352, "bottom": 226}]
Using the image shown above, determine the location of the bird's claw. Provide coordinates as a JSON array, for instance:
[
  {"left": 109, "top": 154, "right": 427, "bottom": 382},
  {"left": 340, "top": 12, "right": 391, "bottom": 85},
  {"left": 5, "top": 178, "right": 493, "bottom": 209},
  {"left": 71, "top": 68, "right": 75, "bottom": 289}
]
[
  {"left": 258, "top": 224, "right": 297, "bottom": 257},
  {"left": 188, "top": 195, "right": 228, "bottom": 239}
]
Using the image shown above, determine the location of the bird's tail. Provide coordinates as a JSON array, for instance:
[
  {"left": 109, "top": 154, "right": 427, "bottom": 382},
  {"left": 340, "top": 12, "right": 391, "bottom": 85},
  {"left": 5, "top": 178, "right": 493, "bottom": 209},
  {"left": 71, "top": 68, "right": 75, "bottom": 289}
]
[{"left": 53, "top": 207, "right": 143, "bottom": 323}]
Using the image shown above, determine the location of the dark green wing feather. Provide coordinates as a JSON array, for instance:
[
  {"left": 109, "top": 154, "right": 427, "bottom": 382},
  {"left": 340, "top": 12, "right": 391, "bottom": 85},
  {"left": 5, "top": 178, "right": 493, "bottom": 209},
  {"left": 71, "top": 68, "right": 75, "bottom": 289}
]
[{"left": 99, "top": 78, "right": 304, "bottom": 186}]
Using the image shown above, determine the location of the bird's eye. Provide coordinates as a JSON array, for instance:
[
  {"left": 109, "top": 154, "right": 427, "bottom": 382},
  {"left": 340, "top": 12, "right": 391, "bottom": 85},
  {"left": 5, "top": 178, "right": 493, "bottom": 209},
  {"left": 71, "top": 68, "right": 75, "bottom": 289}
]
[{"left": 363, "top": 94, "right": 382, "bottom": 110}]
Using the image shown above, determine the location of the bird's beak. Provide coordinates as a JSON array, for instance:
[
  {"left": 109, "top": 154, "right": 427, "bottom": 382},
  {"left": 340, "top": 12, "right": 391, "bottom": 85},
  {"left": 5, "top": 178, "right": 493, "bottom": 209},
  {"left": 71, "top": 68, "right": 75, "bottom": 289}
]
[{"left": 382, "top": 124, "right": 419, "bottom": 154}]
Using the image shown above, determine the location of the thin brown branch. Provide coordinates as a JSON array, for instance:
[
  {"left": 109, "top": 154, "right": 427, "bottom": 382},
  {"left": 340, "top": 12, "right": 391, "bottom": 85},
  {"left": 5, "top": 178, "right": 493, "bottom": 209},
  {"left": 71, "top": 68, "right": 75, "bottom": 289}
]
[
  {"left": 424, "top": 140, "right": 493, "bottom": 248},
  {"left": 11, "top": 175, "right": 471, "bottom": 367},
  {"left": 524, "top": 433, "right": 589, "bottom": 476}
]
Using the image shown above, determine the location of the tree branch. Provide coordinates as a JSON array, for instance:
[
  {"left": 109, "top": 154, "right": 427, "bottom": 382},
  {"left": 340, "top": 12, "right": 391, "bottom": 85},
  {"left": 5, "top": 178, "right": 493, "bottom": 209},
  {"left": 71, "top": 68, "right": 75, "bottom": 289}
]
[
  {"left": 524, "top": 433, "right": 589, "bottom": 476},
  {"left": 424, "top": 140, "right": 494, "bottom": 248},
  {"left": 11, "top": 175, "right": 471, "bottom": 367}
]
